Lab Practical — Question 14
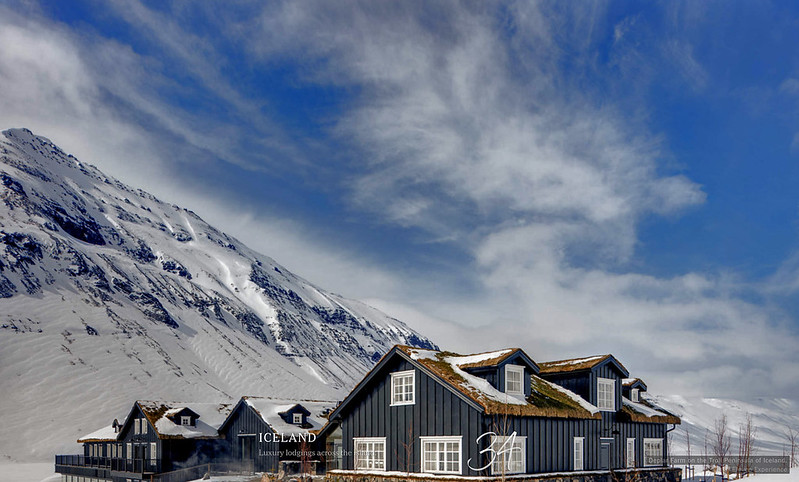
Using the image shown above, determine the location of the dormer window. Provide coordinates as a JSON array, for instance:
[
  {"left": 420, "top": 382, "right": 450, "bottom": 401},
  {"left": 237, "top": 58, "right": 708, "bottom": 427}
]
[
  {"left": 631, "top": 388, "right": 640, "bottom": 402},
  {"left": 505, "top": 365, "right": 524, "bottom": 396},
  {"left": 597, "top": 377, "right": 615, "bottom": 411},
  {"left": 293, "top": 413, "right": 303, "bottom": 424},
  {"left": 181, "top": 416, "right": 191, "bottom": 426}
]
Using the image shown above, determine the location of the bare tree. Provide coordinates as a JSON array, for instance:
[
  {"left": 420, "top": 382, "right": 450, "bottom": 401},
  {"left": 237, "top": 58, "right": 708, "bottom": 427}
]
[
  {"left": 394, "top": 421, "right": 414, "bottom": 474},
  {"left": 735, "top": 413, "right": 757, "bottom": 478},
  {"left": 786, "top": 426, "right": 798, "bottom": 469},
  {"left": 711, "top": 415, "right": 731, "bottom": 482},
  {"left": 685, "top": 429, "right": 695, "bottom": 481}
]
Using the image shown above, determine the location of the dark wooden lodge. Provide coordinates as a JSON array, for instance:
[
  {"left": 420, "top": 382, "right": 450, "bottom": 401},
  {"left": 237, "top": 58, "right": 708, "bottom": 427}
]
[
  {"left": 320, "top": 345, "right": 680, "bottom": 478},
  {"left": 218, "top": 396, "right": 332, "bottom": 474}
]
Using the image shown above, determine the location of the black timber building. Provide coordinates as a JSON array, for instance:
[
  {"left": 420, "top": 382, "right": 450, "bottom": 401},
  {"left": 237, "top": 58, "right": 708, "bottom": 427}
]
[{"left": 320, "top": 345, "right": 680, "bottom": 477}]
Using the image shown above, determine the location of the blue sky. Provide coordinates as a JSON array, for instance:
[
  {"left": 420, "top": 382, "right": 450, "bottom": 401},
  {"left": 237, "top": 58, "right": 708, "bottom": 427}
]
[{"left": 2, "top": 0, "right": 799, "bottom": 399}]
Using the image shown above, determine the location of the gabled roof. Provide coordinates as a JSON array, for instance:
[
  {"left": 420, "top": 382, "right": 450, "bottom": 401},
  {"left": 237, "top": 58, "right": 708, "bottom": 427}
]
[
  {"left": 220, "top": 397, "right": 336, "bottom": 436},
  {"left": 539, "top": 354, "right": 630, "bottom": 377},
  {"left": 400, "top": 346, "right": 599, "bottom": 419},
  {"left": 620, "top": 395, "right": 680, "bottom": 424},
  {"left": 77, "top": 424, "right": 120, "bottom": 443},
  {"left": 324, "top": 345, "right": 600, "bottom": 426},
  {"left": 457, "top": 348, "right": 540, "bottom": 373},
  {"left": 622, "top": 378, "right": 648, "bottom": 391},
  {"left": 134, "top": 401, "right": 234, "bottom": 440}
]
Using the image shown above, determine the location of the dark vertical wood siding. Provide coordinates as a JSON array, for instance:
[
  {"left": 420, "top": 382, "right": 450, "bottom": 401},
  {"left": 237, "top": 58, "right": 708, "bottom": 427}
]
[
  {"left": 335, "top": 352, "right": 671, "bottom": 476},
  {"left": 219, "top": 403, "right": 278, "bottom": 472},
  {"left": 339, "top": 357, "right": 490, "bottom": 475}
]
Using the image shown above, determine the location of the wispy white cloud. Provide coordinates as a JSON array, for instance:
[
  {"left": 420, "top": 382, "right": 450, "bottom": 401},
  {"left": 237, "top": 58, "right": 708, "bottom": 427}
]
[
  {"left": 1, "top": 0, "right": 798, "bottom": 399},
  {"left": 242, "top": 0, "right": 798, "bottom": 398}
]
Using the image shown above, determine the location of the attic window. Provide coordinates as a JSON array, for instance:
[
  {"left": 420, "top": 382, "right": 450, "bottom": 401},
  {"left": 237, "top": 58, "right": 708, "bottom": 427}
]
[
  {"left": 390, "top": 370, "right": 415, "bottom": 406},
  {"left": 597, "top": 377, "right": 615, "bottom": 411},
  {"left": 181, "top": 416, "right": 191, "bottom": 426},
  {"left": 293, "top": 413, "right": 302, "bottom": 424},
  {"left": 505, "top": 365, "right": 524, "bottom": 396},
  {"left": 631, "top": 388, "right": 640, "bottom": 402}
]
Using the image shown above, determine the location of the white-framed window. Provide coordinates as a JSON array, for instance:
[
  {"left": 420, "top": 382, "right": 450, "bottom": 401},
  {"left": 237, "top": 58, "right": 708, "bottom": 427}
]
[
  {"left": 134, "top": 419, "right": 140, "bottom": 435},
  {"left": 390, "top": 370, "right": 415, "bottom": 406},
  {"left": 597, "top": 377, "right": 615, "bottom": 411},
  {"left": 631, "top": 388, "right": 640, "bottom": 402},
  {"left": 643, "top": 438, "right": 663, "bottom": 467},
  {"left": 354, "top": 437, "right": 386, "bottom": 471},
  {"left": 293, "top": 413, "right": 303, "bottom": 424},
  {"left": 490, "top": 435, "right": 526, "bottom": 474},
  {"left": 421, "top": 436, "right": 462, "bottom": 474},
  {"left": 150, "top": 442, "right": 157, "bottom": 465},
  {"left": 505, "top": 365, "right": 524, "bottom": 396},
  {"left": 141, "top": 419, "right": 148, "bottom": 434},
  {"left": 126, "top": 442, "right": 132, "bottom": 461},
  {"left": 626, "top": 438, "right": 636, "bottom": 468},
  {"left": 573, "top": 437, "right": 584, "bottom": 471},
  {"left": 181, "top": 416, "right": 191, "bottom": 426}
]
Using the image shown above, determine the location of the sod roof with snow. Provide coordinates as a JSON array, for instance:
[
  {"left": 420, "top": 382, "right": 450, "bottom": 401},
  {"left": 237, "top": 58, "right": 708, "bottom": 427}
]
[
  {"left": 137, "top": 401, "right": 234, "bottom": 439},
  {"left": 399, "top": 346, "right": 601, "bottom": 420},
  {"left": 539, "top": 354, "right": 629, "bottom": 375}
]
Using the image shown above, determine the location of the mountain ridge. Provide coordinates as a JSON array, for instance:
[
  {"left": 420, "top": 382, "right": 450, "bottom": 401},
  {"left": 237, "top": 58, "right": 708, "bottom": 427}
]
[{"left": 0, "top": 127, "right": 435, "bottom": 461}]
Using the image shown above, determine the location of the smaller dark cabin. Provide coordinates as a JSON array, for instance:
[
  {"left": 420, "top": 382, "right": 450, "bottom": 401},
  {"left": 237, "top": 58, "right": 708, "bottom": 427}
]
[{"left": 218, "top": 396, "right": 335, "bottom": 474}]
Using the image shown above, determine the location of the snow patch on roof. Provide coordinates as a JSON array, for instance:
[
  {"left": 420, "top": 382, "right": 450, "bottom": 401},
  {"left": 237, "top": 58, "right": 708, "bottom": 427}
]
[
  {"left": 444, "top": 354, "right": 527, "bottom": 406},
  {"left": 138, "top": 401, "right": 233, "bottom": 439},
  {"left": 77, "top": 424, "right": 118, "bottom": 442},
  {"left": 540, "top": 378, "right": 600, "bottom": 415},
  {"left": 452, "top": 349, "right": 513, "bottom": 367},
  {"left": 244, "top": 397, "right": 335, "bottom": 435},
  {"left": 545, "top": 355, "right": 605, "bottom": 368}
]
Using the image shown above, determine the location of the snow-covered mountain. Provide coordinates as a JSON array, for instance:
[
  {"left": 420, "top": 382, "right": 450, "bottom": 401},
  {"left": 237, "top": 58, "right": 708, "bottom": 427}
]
[
  {"left": 651, "top": 395, "right": 799, "bottom": 457},
  {"left": 0, "top": 128, "right": 436, "bottom": 461}
]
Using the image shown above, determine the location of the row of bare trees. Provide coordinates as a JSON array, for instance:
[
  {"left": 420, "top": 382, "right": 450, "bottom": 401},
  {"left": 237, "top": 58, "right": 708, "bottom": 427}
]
[{"left": 693, "top": 413, "right": 798, "bottom": 481}]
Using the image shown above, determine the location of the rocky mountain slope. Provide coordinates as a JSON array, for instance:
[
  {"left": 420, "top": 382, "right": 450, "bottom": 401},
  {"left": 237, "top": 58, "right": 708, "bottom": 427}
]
[{"left": 0, "top": 128, "right": 435, "bottom": 461}]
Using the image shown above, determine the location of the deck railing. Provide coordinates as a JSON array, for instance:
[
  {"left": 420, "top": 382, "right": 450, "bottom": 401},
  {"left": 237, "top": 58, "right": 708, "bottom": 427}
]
[{"left": 55, "top": 454, "right": 161, "bottom": 474}]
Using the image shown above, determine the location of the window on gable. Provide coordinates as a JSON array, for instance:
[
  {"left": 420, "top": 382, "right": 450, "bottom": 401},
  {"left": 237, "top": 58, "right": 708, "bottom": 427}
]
[
  {"left": 505, "top": 365, "right": 524, "bottom": 396},
  {"left": 631, "top": 388, "right": 640, "bottom": 402},
  {"left": 293, "top": 413, "right": 303, "bottom": 424},
  {"left": 490, "top": 435, "right": 525, "bottom": 474},
  {"left": 141, "top": 419, "right": 147, "bottom": 434},
  {"left": 390, "top": 370, "right": 415, "bottom": 406},
  {"left": 354, "top": 437, "right": 386, "bottom": 471},
  {"left": 134, "top": 419, "right": 140, "bottom": 435},
  {"left": 421, "top": 436, "right": 462, "bottom": 474},
  {"left": 573, "top": 437, "right": 584, "bottom": 471},
  {"left": 643, "top": 439, "right": 663, "bottom": 467},
  {"left": 181, "top": 416, "right": 191, "bottom": 426},
  {"left": 597, "top": 377, "right": 615, "bottom": 411}
]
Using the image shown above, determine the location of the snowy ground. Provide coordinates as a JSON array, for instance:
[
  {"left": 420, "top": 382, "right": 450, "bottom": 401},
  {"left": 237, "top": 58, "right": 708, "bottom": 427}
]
[
  {"left": 684, "top": 469, "right": 798, "bottom": 482},
  {"left": 0, "top": 463, "right": 58, "bottom": 482},
  {"left": 1, "top": 463, "right": 795, "bottom": 482}
]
